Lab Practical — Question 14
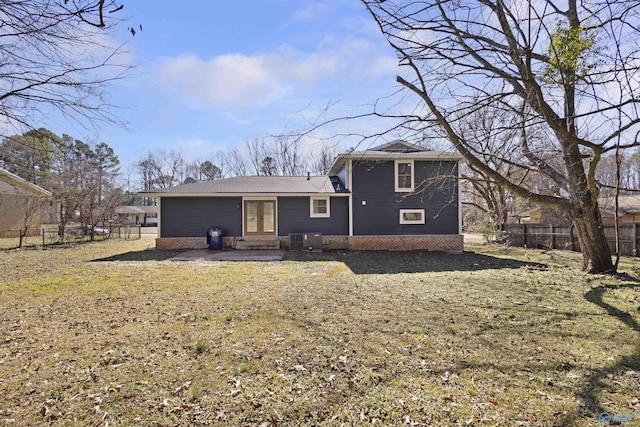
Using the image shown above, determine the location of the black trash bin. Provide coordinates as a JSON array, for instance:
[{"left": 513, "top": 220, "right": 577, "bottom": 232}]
[{"left": 207, "top": 228, "right": 224, "bottom": 250}]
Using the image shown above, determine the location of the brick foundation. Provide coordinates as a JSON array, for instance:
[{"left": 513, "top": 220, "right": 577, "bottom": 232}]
[
  {"left": 347, "top": 235, "right": 463, "bottom": 252},
  {"left": 155, "top": 237, "right": 206, "bottom": 250},
  {"left": 156, "top": 234, "right": 463, "bottom": 253}
]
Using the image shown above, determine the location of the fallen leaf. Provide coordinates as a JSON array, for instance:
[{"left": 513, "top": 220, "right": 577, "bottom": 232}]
[
  {"left": 172, "top": 381, "right": 191, "bottom": 395},
  {"left": 158, "top": 399, "right": 169, "bottom": 410}
]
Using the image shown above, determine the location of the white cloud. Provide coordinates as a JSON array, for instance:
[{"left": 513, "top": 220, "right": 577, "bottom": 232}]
[
  {"left": 370, "top": 55, "right": 400, "bottom": 77},
  {"left": 290, "top": 3, "right": 331, "bottom": 23},
  {"left": 156, "top": 34, "right": 398, "bottom": 115},
  {"left": 156, "top": 49, "right": 343, "bottom": 111},
  {"left": 157, "top": 53, "right": 279, "bottom": 109},
  {"left": 169, "top": 137, "right": 214, "bottom": 161},
  {"left": 175, "top": 137, "right": 206, "bottom": 149}
]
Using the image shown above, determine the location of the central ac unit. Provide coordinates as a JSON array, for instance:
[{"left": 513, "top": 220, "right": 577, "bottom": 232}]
[{"left": 289, "top": 233, "right": 322, "bottom": 251}]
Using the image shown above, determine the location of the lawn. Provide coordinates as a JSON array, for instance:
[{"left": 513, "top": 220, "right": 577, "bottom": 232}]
[{"left": 0, "top": 238, "right": 638, "bottom": 426}]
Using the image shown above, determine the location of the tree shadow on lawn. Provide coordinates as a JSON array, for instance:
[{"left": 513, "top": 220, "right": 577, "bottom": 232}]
[
  {"left": 579, "top": 275, "right": 640, "bottom": 419},
  {"left": 92, "top": 248, "right": 181, "bottom": 262},
  {"left": 284, "top": 250, "right": 547, "bottom": 274}
]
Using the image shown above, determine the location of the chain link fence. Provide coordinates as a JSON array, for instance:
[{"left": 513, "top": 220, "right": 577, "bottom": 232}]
[{"left": 0, "top": 224, "right": 142, "bottom": 249}]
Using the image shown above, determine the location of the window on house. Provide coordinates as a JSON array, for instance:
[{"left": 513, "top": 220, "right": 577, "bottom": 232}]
[
  {"left": 395, "top": 161, "right": 414, "bottom": 192},
  {"left": 310, "top": 197, "right": 330, "bottom": 218},
  {"left": 399, "top": 209, "right": 425, "bottom": 224}
]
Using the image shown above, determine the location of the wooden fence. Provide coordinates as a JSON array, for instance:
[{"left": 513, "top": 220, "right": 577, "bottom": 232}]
[{"left": 502, "top": 223, "right": 640, "bottom": 256}]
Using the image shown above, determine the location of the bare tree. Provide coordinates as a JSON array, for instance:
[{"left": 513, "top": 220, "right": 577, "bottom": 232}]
[
  {"left": 245, "top": 137, "right": 272, "bottom": 175},
  {"left": 164, "top": 150, "right": 186, "bottom": 186},
  {"left": 182, "top": 157, "right": 224, "bottom": 182},
  {"left": 458, "top": 106, "right": 520, "bottom": 232},
  {"left": 362, "top": 0, "right": 640, "bottom": 273},
  {"left": 243, "top": 135, "right": 312, "bottom": 176},
  {"left": 226, "top": 148, "right": 249, "bottom": 177},
  {"left": 182, "top": 159, "right": 201, "bottom": 183},
  {"left": 0, "top": 1, "right": 133, "bottom": 136},
  {"left": 273, "top": 135, "right": 308, "bottom": 175},
  {"left": 310, "top": 142, "right": 338, "bottom": 176},
  {"left": 593, "top": 151, "right": 640, "bottom": 198},
  {"left": 210, "top": 151, "right": 229, "bottom": 178},
  {"left": 135, "top": 150, "right": 184, "bottom": 190},
  {"left": 136, "top": 153, "right": 160, "bottom": 193}
]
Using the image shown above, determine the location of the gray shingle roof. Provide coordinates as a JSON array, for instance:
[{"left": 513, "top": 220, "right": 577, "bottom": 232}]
[
  {"left": 141, "top": 176, "right": 339, "bottom": 195},
  {"left": 114, "top": 206, "right": 146, "bottom": 214},
  {"left": 327, "top": 140, "right": 462, "bottom": 176}
]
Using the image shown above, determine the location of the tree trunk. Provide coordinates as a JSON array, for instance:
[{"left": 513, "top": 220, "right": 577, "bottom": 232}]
[
  {"left": 571, "top": 206, "right": 614, "bottom": 273},
  {"left": 559, "top": 132, "right": 614, "bottom": 273}
]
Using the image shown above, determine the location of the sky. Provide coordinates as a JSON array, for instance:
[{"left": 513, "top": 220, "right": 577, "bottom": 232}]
[{"left": 46, "top": 0, "right": 409, "bottom": 175}]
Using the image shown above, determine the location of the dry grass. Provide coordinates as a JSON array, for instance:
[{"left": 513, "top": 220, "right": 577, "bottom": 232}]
[{"left": 0, "top": 238, "right": 638, "bottom": 426}]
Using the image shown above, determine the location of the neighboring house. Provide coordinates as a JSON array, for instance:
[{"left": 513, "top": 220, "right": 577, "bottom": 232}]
[
  {"left": 140, "top": 141, "right": 463, "bottom": 252},
  {"left": 600, "top": 195, "right": 640, "bottom": 224},
  {"left": 114, "top": 205, "right": 159, "bottom": 226},
  {"left": 0, "top": 167, "right": 57, "bottom": 237},
  {"left": 512, "top": 196, "right": 640, "bottom": 226},
  {"left": 512, "top": 206, "right": 570, "bottom": 225}
]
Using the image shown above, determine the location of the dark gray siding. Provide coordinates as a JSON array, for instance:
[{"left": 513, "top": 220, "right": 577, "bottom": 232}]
[
  {"left": 352, "top": 160, "right": 459, "bottom": 235},
  {"left": 278, "top": 197, "right": 349, "bottom": 236},
  {"left": 161, "top": 197, "right": 242, "bottom": 237}
]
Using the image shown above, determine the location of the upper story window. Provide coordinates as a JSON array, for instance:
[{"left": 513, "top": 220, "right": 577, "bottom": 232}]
[
  {"left": 310, "top": 197, "right": 330, "bottom": 218},
  {"left": 395, "top": 160, "right": 414, "bottom": 192}
]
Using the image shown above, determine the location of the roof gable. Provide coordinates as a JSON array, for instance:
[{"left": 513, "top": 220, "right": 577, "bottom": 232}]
[{"left": 368, "top": 140, "right": 429, "bottom": 153}]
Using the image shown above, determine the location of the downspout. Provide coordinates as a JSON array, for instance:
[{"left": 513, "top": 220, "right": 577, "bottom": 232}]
[
  {"left": 458, "top": 159, "right": 463, "bottom": 235},
  {"left": 156, "top": 198, "right": 161, "bottom": 239},
  {"left": 348, "top": 159, "right": 353, "bottom": 237}
]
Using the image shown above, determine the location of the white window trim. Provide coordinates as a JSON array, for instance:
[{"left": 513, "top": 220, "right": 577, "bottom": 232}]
[
  {"left": 399, "top": 209, "right": 425, "bottom": 225},
  {"left": 310, "top": 196, "right": 330, "bottom": 218},
  {"left": 395, "top": 160, "right": 414, "bottom": 192}
]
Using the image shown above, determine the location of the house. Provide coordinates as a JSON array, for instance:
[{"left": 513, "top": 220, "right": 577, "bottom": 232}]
[
  {"left": 114, "top": 205, "right": 159, "bottom": 226},
  {"left": 600, "top": 195, "right": 640, "bottom": 224},
  {"left": 511, "top": 196, "right": 640, "bottom": 226},
  {"left": 0, "top": 167, "right": 57, "bottom": 237},
  {"left": 511, "top": 206, "right": 570, "bottom": 225},
  {"left": 114, "top": 205, "right": 145, "bottom": 225},
  {"left": 140, "top": 141, "right": 463, "bottom": 252}
]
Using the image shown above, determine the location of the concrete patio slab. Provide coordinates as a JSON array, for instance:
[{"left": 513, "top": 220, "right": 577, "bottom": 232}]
[{"left": 170, "top": 249, "right": 285, "bottom": 262}]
